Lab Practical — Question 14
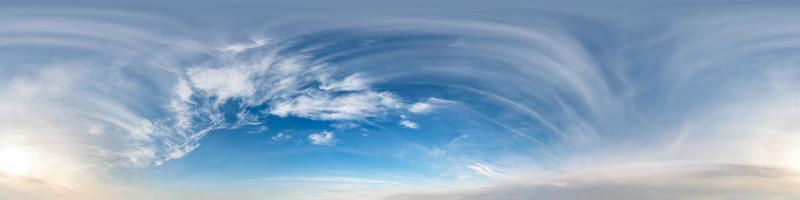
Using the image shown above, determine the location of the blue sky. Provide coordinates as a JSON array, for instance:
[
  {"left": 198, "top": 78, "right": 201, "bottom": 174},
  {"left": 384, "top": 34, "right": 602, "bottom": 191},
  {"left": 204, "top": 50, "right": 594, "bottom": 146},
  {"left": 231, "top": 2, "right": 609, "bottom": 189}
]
[{"left": 1, "top": 1, "right": 800, "bottom": 199}]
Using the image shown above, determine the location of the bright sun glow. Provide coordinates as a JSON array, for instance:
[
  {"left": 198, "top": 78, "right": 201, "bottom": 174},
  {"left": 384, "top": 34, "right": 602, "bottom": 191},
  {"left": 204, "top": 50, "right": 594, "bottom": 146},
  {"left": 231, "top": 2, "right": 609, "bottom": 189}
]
[
  {"left": 0, "top": 146, "right": 35, "bottom": 176},
  {"left": 790, "top": 147, "right": 800, "bottom": 170}
]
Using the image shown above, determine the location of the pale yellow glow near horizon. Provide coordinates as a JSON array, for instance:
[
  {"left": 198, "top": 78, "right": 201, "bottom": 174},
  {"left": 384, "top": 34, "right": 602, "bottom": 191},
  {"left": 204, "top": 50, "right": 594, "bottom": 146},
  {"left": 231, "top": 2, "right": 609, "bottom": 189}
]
[
  {"left": 789, "top": 147, "right": 800, "bottom": 171},
  {"left": 0, "top": 146, "right": 35, "bottom": 176}
]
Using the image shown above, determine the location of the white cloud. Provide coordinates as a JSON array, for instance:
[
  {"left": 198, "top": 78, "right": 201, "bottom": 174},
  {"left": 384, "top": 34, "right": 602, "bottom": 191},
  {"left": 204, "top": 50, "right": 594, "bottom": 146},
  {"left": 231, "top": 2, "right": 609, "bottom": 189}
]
[
  {"left": 450, "top": 38, "right": 466, "bottom": 47},
  {"left": 164, "top": 38, "right": 409, "bottom": 164},
  {"left": 308, "top": 131, "right": 335, "bottom": 145},
  {"left": 331, "top": 122, "right": 360, "bottom": 129},
  {"left": 174, "top": 78, "right": 194, "bottom": 102},
  {"left": 466, "top": 162, "right": 505, "bottom": 179},
  {"left": 399, "top": 120, "right": 418, "bottom": 129},
  {"left": 222, "top": 38, "right": 267, "bottom": 53},
  {"left": 180, "top": 40, "right": 405, "bottom": 141},
  {"left": 270, "top": 91, "right": 401, "bottom": 120},
  {"left": 186, "top": 67, "right": 255, "bottom": 103},
  {"left": 320, "top": 73, "right": 369, "bottom": 91},
  {"left": 272, "top": 132, "right": 292, "bottom": 142},
  {"left": 408, "top": 97, "right": 454, "bottom": 113},
  {"left": 408, "top": 102, "right": 432, "bottom": 113}
]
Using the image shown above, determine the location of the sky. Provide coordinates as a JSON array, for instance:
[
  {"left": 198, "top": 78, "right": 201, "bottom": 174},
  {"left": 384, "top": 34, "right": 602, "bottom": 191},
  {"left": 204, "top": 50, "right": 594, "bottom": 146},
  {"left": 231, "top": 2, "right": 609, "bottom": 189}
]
[{"left": 1, "top": 0, "right": 800, "bottom": 199}]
